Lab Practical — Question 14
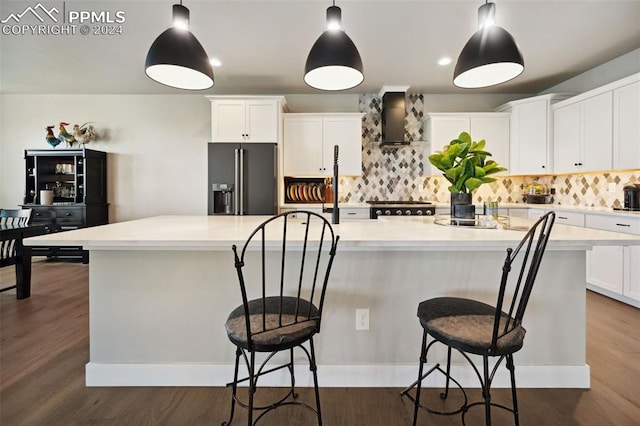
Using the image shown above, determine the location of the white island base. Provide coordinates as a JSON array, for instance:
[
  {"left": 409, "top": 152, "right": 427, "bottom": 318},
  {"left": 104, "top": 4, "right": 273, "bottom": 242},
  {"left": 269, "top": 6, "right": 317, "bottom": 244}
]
[{"left": 26, "top": 215, "right": 639, "bottom": 388}]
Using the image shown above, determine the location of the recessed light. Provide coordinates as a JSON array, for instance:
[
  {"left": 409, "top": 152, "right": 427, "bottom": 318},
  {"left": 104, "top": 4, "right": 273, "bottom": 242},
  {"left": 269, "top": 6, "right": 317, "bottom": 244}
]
[
  {"left": 210, "top": 58, "right": 222, "bottom": 67},
  {"left": 438, "top": 57, "right": 452, "bottom": 66}
]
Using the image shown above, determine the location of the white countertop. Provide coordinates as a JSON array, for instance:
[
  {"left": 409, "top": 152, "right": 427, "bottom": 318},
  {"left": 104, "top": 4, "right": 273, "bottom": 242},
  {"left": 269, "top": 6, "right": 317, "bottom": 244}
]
[{"left": 24, "top": 215, "right": 640, "bottom": 251}]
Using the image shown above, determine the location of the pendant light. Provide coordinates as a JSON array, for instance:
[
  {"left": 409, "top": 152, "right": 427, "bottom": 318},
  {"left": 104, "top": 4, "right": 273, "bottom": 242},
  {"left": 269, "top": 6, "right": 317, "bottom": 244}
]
[
  {"left": 304, "top": 1, "right": 364, "bottom": 91},
  {"left": 453, "top": 1, "right": 524, "bottom": 89},
  {"left": 145, "top": 2, "right": 214, "bottom": 90}
]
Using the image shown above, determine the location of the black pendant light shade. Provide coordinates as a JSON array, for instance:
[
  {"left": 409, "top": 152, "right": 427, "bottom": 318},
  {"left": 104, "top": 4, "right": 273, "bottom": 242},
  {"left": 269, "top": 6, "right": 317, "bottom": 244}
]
[
  {"left": 453, "top": 2, "right": 524, "bottom": 89},
  {"left": 145, "top": 4, "right": 214, "bottom": 90},
  {"left": 304, "top": 4, "right": 364, "bottom": 91}
]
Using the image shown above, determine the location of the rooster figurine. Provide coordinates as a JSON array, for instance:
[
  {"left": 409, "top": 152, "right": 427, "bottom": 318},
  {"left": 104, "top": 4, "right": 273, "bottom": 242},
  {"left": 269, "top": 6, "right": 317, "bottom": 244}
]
[
  {"left": 45, "top": 126, "right": 62, "bottom": 148},
  {"left": 73, "top": 122, "right": 96, "bottom": 144},
  {"left": 58, "top": 122, "right": 76, "bottom": 147}
]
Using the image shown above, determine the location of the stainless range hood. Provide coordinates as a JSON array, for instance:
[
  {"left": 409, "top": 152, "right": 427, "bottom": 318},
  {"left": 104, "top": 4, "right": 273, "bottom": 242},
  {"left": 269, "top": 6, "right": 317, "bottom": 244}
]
[{"left": 380, "top": 86, "right": 410, "bottom": 147}]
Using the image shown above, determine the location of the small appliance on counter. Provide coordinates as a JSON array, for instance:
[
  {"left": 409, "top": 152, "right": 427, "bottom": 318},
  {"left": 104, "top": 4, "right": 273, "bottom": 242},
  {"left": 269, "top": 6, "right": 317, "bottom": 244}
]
[
  {"left": 523, "top": 182, "right": 552, "bottom": 204},
  {"left": 623, "top": 183, "right": 640, "bottom": 211}
]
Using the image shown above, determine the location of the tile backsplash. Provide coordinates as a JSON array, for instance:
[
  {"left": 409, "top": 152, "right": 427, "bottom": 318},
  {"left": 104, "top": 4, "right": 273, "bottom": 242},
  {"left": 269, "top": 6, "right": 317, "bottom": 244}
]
[{"left": 336, "top": 94, "right": 639, "bottom": 208}]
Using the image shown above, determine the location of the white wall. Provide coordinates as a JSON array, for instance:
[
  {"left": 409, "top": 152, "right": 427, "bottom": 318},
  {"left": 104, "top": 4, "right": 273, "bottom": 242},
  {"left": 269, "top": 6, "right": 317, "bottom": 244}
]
[{"left": 0, "top": 95, "right": 210, "bottom": 222}]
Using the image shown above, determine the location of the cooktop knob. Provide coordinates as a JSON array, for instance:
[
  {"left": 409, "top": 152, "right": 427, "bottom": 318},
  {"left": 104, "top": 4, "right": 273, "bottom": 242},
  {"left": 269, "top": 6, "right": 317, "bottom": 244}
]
[
  {"left": 384, "top": 210, "right": 391, "bottom": 215},
  {"left": 416, "top": 210, "right": 423, "bottom": 215},
  {"left": 396, "top": 210, "right": 402, "bottom": 215},
  {"left": 375, "top": 210, "right": 382, "bottom": 216},
  {"left": 405, "top": 210, "right": 412, "bottom": 215},
  {"left": 426, "top": 210, "right": 433, "bottom": 215}
]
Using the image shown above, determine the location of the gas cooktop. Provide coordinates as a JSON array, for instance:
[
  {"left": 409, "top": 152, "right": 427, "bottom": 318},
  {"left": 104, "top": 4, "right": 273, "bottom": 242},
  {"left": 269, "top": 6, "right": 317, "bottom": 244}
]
[
  {"left": 367, "top": 201, "right": 436, "bottom": 219},
  {"left": 367, "top": 200, "right": 434, "bottom": 207}
]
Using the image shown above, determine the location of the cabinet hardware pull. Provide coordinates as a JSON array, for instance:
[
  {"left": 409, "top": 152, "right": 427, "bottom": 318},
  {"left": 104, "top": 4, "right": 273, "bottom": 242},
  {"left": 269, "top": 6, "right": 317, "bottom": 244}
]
[
  {"left": 616, "top": 223, "right": 631, "bottom": 227},
  {"left": 558, "top": 216, "right": 568, "bottom": 219},
  {"left": 541, "top": 165, "right": 545, "bottom": 168},
  {"left": 347, "top": 212, "right": 356, "bottom": 215}
]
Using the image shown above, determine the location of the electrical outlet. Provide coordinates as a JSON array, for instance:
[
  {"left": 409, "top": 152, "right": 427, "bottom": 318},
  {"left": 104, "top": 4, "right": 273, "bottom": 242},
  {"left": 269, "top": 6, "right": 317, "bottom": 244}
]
[{"left": 355, "top": 309, "right": 369, "bottom": 330}]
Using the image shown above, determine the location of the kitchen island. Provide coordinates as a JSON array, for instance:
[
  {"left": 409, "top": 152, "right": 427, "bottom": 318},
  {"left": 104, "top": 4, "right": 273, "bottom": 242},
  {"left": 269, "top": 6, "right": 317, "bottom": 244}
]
[{"left": 25, "top": 215, "right": 640, "bottom": 388}]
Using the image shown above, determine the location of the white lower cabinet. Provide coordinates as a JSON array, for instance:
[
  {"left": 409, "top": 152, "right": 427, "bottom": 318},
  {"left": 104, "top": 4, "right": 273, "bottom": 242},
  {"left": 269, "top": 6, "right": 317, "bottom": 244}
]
[
  {"left": 507, "top": 208, "right": 528, "bottom": 218},
  {"left": 585, "top": 214, "right": 640, "bottom": 307}
]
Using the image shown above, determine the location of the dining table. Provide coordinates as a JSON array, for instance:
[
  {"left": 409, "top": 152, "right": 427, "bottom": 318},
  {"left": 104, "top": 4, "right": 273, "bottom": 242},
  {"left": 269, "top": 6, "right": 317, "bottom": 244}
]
[{"left": 1, "top": 223, "right": 47, "bottom": 299}]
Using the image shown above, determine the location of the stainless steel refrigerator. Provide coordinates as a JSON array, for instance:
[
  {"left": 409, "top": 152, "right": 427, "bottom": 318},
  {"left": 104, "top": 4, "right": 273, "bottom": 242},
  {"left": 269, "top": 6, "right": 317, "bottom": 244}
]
[{"left": 207, "top": 143, "right": 277, "bottom": 215}]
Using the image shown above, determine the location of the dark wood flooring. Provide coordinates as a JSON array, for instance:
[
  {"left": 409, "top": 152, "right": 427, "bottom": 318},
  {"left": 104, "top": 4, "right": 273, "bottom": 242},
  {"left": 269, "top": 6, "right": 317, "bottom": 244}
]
[{"left": 1, "top": 260, "right": 639, "bottom": 425}]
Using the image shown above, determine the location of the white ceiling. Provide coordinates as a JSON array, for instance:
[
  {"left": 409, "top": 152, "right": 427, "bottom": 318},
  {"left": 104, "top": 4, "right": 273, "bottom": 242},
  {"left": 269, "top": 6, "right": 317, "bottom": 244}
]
[{"left": 1, "top": 0, "right": 639, "bottom": 95}]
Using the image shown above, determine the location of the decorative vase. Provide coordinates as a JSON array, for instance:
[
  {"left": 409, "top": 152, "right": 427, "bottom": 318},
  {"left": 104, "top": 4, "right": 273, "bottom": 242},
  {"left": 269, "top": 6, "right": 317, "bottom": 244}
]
[
  {"left": 450, "top": 192, "right": 472, "bottom": 217},
  {"left": 450, "top": 192, "right": 475, "bottom": 225}
]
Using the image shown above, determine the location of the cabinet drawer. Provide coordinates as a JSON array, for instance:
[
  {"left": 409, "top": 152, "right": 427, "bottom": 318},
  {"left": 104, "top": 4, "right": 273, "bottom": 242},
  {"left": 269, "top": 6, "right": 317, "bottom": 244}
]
[
  {"left": 554, "top": 211, "right": 585, "bottom": 227},
  {"left": 31, "top": 208, "right": 55, "bottom": 220},
  {"left": 340, "top": 207, "right": 369, "bottom": 219},
  {"left": 55, "top": 208, "right": 84, "bottom": 227},
  {"left": 585, "top": 214, "right": 640, "bottom": 235}
]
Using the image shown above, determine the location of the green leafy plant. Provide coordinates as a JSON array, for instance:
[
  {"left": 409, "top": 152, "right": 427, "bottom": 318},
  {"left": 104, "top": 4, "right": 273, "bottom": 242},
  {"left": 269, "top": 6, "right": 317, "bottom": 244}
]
[{"left": 429, "top": 131, "right": 507, "bottom": 194}]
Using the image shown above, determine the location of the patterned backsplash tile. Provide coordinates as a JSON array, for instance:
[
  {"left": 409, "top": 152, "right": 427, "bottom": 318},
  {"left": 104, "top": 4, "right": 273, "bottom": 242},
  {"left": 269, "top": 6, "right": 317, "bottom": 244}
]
[{"left": 335, "top": 94, "right": 639, "bottom": 208}]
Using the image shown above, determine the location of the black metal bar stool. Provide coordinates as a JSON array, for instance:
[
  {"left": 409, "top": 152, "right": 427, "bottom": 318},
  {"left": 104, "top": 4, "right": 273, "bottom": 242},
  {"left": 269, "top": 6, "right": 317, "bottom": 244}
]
[
  {"left": 221, "top": 211, "right": 339, "bottom": 426},
  {"left": 402, "top": 212, "right": 555, "bottom": 425}
]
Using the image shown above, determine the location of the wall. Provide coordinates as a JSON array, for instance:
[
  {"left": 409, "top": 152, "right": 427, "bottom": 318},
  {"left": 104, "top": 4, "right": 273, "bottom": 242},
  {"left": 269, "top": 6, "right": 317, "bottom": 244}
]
[
  {"left": 541, "top": 48, "right": 640, "bottom": 94},
  {"left": 0, "top": 95, "right": 210, "bottom": 222}
]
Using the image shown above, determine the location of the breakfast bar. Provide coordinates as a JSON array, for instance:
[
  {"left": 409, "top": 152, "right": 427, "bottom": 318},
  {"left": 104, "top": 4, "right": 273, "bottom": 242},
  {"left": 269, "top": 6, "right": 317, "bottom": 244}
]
[{"left": 24, "top": 215, "right": 640, "bottom": 389}]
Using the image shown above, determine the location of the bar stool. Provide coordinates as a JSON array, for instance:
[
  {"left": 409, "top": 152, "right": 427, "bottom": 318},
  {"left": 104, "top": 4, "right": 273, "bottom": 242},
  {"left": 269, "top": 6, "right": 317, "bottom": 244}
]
[
  {"left": 221, "top": 211, "right": 339, "bottom": 426},
  {"left": 402, "top": 212, "right": 555, "bottom": 425}
]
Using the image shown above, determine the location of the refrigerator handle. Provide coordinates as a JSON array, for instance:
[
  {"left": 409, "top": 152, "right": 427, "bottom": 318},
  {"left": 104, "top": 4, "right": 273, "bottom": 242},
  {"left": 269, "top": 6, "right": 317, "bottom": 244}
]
[
  {"left": 234, "top": 148, "right": 240, "bottom": 215},
  {"left": 239, "top": 148, "right": 245, "bottom": 215}
]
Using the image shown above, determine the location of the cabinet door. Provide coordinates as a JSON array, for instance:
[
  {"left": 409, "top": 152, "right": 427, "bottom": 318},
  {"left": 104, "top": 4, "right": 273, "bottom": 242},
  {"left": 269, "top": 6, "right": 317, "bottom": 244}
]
[
  {"left": 582, "top": 92, "right": 613, "bottom": 172},
  {"left": 283, "top": 116, "right": 323, "bottom": 176},
  {"left": 211, "top": 100, "right": 246, "bottom": 142},
  {"left": 624, "top": 246, "right": 640, "bottom": 301},
  {"left": 613, "top": 81, "right": 640, "bottom": 170},
  {"left": 553, "top": 103, "right": 581, "bottom": 174},
  {"left": 322, "top": 116, "right": 362, "bottom": 176},
  {"left": 470, "top": 116, "right": 509, "bottom": 172},
  {"left": 511, "top": 101, "right": 549, "bottom": 175},
  {"left": 586, "top": 246, "right": 624, "bottom": 294},
  {"left": 245, "top": 100, "right": 278, "bottom": 142},
  {"left": 428, "top": 117, "right": 470, "bottom": 149}
]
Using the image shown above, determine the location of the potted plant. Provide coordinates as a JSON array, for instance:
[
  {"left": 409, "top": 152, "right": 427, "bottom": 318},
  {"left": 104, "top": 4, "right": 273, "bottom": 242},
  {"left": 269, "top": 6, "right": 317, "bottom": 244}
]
[{"left": 429, "top": 131, "right": 507, "bottom": 220}]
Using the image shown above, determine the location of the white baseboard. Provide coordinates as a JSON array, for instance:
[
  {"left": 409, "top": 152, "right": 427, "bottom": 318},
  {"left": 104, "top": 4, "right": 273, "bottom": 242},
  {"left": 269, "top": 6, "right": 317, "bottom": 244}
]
[{"left": 86, "top": 362, "right": 590, "bottom": 389}]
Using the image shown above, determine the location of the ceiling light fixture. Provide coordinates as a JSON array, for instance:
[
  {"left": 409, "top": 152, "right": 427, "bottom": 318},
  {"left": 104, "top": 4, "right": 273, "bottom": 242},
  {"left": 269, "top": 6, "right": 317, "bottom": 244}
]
[
  {"left": 145, "top": 1, "right": 214, "bottom": 90},
  {"left": 304, "top": 1, "right": 364, "bottom": 91},
  {"left": 453, "top": 1, "right": 524, "bottom": 89},
  {"left": 438, "top": 57, "right": 452, "bottom": 66}
]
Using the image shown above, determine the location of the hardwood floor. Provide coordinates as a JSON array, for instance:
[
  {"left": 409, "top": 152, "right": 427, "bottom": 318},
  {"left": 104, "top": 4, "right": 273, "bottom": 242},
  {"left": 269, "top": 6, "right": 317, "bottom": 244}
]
[{"left": 1, "top": 260, "right": 639, "bottom": 425}]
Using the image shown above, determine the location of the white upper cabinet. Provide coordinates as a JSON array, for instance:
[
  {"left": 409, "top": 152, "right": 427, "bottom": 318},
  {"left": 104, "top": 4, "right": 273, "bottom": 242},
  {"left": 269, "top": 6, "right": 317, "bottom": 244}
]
[
  {"left": 553, "top": 91, "right": 613, "bottom": 174},
  {"left": 496, "top": 94, "right": 572, "bottom": 175},
  {"left": 613, "top": 79, "right": 640, "bottom": 170},
  {"left": 282, "top": 115, "right": 323, "bottom": 176},
  {"left": 424, "top": 113, "right": 509, "bottom": 176},
  {"left": 208, "top": 96, "right": 286, "bottom": 143},
  {"left": 283, "top": 113, "right": 363, "bottom": 177}
]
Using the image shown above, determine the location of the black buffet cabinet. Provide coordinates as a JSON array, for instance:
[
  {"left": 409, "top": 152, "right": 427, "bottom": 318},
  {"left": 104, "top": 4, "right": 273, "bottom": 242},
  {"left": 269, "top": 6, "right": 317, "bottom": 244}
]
[{"left": 21, "top": 148, "right": 108, "bottom": 263}]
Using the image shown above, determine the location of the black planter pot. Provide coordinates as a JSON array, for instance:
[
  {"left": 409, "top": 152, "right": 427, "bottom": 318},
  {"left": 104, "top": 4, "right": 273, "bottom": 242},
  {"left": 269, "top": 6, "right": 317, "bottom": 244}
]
[{"left": 450, "top": 192, "right": 472, "bottom": 217}]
